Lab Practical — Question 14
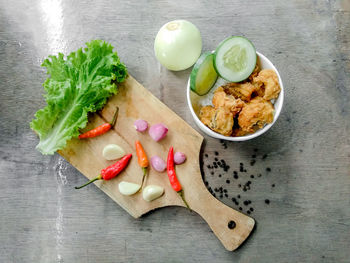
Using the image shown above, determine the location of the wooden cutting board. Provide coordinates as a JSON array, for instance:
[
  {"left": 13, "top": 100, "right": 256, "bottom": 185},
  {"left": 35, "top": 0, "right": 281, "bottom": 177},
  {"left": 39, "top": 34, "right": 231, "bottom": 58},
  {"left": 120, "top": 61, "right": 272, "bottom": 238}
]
[{"left": 58, "top": 76, "right": 255, "bottom": 251}]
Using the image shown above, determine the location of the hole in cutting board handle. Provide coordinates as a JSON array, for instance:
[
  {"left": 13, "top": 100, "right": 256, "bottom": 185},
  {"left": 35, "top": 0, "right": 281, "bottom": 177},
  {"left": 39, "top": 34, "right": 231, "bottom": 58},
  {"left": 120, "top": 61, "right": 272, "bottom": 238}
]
[{"left": 227, "top": 220, "right": 236, "bottom": 229}]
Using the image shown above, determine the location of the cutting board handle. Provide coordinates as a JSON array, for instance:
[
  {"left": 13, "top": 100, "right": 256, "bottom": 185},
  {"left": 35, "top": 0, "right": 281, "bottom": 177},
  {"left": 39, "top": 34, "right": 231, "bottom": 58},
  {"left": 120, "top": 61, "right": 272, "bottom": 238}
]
[{"left": 190, "top": 184, "right": 255, "bottom": 251}]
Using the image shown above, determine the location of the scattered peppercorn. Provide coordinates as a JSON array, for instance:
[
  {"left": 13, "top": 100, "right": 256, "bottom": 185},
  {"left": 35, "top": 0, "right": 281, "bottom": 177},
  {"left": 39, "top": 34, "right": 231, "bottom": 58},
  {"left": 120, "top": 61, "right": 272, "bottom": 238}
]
[
  {"left": 202, "top": 149, "right": 275, "bottom": 216},
  {"left": 228, "top": 220, "right": 236, "bottom": 229}
]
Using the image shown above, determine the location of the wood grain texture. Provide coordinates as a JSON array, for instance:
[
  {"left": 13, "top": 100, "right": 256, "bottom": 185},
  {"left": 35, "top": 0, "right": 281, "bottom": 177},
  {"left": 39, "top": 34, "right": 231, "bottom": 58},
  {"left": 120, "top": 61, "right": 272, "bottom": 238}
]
[
  {"left": 0, "top": 0, "right": 349, "bottom": 262},
  {"left": 59, "top": 76, "right": 255, "bottom": 251}
]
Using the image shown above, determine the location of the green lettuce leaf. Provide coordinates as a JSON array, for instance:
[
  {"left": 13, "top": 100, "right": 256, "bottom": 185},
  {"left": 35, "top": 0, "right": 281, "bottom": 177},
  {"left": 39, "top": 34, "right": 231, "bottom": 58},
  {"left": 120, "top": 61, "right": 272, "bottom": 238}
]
[{"left": 30, "top": 40, "right": 127, "bottom": 155}]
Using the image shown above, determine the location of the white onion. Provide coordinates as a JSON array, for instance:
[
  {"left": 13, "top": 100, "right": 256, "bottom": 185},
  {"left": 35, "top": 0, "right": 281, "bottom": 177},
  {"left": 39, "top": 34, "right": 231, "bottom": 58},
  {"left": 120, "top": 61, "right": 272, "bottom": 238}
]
[
  {"left": 150, "top": 156, "right": 166, "bottom": 172},
  {"left": 174, "top": 151, "right": 186, "bottom": 165},
  {"left": 154, "top": 20, "right": 202, "bottom": 71},
  {"left": 149, "top": 123, "right": 168, "bottom": 141},
  {"left": 134, "top": 119, "right": 148, "bottom": 132}
]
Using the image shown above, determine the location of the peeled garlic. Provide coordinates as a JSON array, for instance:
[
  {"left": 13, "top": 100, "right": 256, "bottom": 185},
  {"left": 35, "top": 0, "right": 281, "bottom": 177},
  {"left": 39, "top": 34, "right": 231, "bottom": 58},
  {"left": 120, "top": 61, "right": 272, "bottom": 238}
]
[
  {"left": 118, "top": 181, "right": 141, "bottom": 196},
  {"left": 142, "top": 185, "right": 164, "bottom": 202},
  {"left": 102, "top": 144, "right": 125, "bottom": 160}
]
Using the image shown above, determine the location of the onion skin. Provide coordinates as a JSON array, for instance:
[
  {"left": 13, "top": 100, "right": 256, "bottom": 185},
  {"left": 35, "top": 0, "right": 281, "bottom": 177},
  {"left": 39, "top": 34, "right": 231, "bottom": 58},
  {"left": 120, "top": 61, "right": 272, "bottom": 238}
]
[
  {"left": 150, "top": 156, "right": 166, "bottom": 172},
  {"left": 134, "top": 119, "right": 148, "bottom": 132},
  {"left": 149, "top": 123, "right": 168, "bottom": 141},
  {"left": 174, "top": 152, "right": 186, "bottom": 165}
]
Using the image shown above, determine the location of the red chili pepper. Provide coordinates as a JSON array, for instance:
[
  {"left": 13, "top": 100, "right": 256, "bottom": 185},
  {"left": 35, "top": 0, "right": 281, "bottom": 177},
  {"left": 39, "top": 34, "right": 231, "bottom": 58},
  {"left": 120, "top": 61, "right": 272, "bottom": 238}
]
[
  {"left": 75, "top": 153, "right": 132, "bottom": 189},
  {"left": 135, "top": 140, "right": 148, "bottom": 188},
  {"left": 167, "top": 146, "right": 190, "bottom": 209},
  {"left": 79, "top": 107, "right": 119, "bottom": 139}
]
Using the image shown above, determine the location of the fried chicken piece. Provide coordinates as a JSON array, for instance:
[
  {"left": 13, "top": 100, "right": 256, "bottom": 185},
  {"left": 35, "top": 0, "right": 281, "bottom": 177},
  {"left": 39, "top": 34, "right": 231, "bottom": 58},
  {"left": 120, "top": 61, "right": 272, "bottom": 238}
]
[
  {"left": 232, "top": 128, "right": 250, "bottom": 137},
  {"left": 199, "top": 106, "right": 234, "bottom": 136},
  {"left": 248, "top": 64, "right": 260, "bottom": 82},
  {"left": 221, "top": 82, "right": 256, "bottom": 102},
  {"left": 212, "top": 87, "right": 245, "bottom": 116},
  {"left": 238, "top": 97, "right": 274, "bottom": 134},
  {"left": 252, "top": 69, "right": 281, "bottom": 100},
  {"left": 199, "top": 106, "right": 216, "bottom": 127}
]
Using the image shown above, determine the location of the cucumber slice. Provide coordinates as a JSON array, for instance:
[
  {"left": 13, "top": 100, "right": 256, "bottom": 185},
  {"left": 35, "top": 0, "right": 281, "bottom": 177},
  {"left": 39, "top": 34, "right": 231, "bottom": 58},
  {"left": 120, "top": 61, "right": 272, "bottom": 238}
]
[
  {"left": 214, "top": 36, "right": 256, "bottom": 82},
  {"left": 190, "top": 51, "right": 218, "bottom": 95}
]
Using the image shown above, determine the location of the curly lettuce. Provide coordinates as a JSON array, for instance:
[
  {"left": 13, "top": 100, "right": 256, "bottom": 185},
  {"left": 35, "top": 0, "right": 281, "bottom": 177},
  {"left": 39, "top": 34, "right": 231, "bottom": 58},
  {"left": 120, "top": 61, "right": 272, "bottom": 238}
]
[{"left": 30, "top": 40, "right": 127, "bottom": 155}]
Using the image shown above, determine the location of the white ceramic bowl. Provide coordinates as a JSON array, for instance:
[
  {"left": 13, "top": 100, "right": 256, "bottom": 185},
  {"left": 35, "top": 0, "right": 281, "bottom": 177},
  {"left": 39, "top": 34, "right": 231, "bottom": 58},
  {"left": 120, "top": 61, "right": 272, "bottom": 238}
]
[{"left": 187, "top": 51, "right": 284, "bottom": 141}]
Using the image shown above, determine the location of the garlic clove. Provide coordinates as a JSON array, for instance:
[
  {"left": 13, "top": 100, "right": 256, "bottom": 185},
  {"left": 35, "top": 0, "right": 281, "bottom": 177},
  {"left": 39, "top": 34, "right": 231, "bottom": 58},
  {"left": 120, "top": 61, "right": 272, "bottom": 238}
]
[
  {"left": 118, "top": 181, "right": 141, "bottom": 196},
  {"left": 102, "top": 144, "right": 125, "bottom": 160},
  {"left": 142, "top": 185, "right": 164, "bottom": 202}
]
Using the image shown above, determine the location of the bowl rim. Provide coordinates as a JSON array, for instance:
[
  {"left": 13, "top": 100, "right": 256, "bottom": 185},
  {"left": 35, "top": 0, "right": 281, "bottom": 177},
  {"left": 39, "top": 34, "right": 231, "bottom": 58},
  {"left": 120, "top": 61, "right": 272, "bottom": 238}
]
[{"left": 186, "top": 51, "right": 284, "bottom": 141}]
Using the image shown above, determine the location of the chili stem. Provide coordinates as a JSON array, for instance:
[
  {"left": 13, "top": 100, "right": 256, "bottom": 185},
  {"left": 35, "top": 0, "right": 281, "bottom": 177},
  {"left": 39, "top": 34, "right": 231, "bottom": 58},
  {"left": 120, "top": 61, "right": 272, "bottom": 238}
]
[
  {"left": 178, "top": 190, "right": 191, "bottom": 210},
  {"left": 110, "top": 107, "right": 119, "bottom": 127},
  {"left": 140, "top": 167, "right": 148, "bottom": 189},
  {"left": 75, "top": 174, "right": 102, "bottom": 189}
]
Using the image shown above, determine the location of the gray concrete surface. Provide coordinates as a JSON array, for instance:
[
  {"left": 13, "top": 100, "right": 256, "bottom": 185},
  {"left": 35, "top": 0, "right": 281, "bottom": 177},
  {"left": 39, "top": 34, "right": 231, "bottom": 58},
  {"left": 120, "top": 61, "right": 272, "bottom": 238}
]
[{"left": 0, "top": 0, "right": 349, "bottom": 262}]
